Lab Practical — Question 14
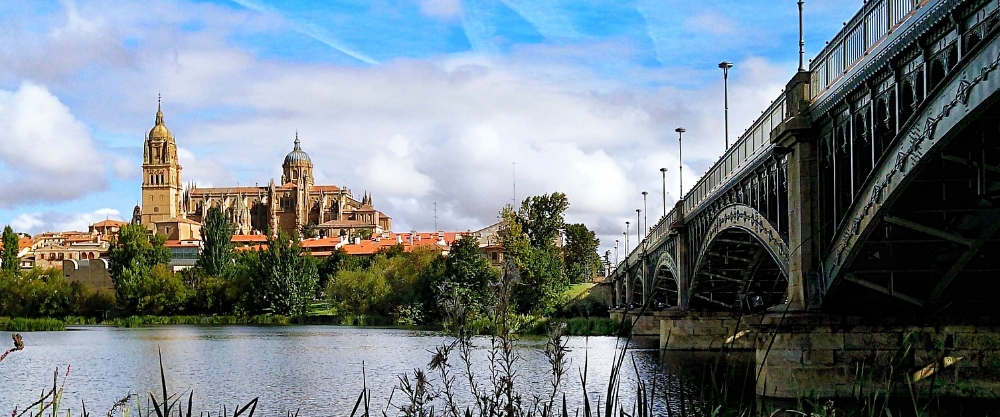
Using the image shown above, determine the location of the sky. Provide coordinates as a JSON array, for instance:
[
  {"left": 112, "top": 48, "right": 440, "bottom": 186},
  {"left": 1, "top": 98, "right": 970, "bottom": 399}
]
[{"left": 0, "top": 0, "right": 862, "bottom": 259}]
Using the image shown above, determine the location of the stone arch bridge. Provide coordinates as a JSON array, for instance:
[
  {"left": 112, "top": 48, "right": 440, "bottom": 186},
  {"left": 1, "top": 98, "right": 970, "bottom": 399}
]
[
  {"left": 610, "top": 0, "right": 1000, "bottom": 319},
  {"left": 608, "top": 0, "right": 1000, "bottom": 398}
]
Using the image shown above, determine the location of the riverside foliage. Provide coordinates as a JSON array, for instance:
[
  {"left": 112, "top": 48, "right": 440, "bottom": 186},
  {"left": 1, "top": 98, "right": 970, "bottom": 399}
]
[{"left": 0, "top": 192, "right": 603, "bottom": 324}]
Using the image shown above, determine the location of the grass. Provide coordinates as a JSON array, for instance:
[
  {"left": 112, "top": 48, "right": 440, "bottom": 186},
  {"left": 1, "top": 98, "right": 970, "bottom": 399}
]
[
  {"left": 0, "top": 317, "right": 66, "bottom": 332},
  {"left": 559, "top": 317, "right": 625, "bottom": 336},
  {"left": 108, "top": 314, "right": 291, "bottom": 328}
]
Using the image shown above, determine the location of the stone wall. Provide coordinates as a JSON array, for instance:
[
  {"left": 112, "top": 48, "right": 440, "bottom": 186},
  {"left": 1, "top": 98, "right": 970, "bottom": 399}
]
[
  {"left": 754, "top": 313, "right": 1000, "bottom": 399},
  {"left": 658, "top": 309, "right": 755, "bottom": 351},
  {"left": 63, "top": 259, "right": 114, "bottom": 292}
]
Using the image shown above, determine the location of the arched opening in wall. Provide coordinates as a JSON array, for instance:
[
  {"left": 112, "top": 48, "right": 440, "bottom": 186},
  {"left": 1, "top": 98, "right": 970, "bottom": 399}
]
[
  {"left": 690, "top": 228, "right": 787, "bottom": 312},
  {"left": 648, "top": 264, "right": 679, "bottom": 309},
  {"left": 628, "top": 274, "right": 644, "bottom": 308}
]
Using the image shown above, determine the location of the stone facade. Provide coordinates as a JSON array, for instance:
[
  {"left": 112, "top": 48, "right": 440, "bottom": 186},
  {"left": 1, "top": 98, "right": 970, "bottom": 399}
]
[{"left": 138, "top": 99, "right": 391, "bottom": 238}]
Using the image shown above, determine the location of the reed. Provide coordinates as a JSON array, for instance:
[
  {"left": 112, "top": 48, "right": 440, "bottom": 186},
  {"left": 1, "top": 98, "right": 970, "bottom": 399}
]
[{"left": 1, "top": 317, "right": 65, "bottom": 332}]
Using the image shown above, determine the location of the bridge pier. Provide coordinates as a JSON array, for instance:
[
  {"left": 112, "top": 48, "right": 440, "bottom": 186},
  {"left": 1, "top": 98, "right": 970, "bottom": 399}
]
[
  {"left": 754, "top": 313, "right": 1000, "bottom": 399},
  {"left": 658, "top": 309, "right": 754, "bottom": 351},
  {"left": 651, "top": 312, "right": 1000, "bottom": 399}
]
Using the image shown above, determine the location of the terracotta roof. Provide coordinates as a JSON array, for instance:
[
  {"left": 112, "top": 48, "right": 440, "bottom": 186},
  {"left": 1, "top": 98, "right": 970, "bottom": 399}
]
[
  {"left": 0, "top": 237, "right": 34, "bottom": 251},
  {"left": 300, "top": 232, "right": 467, "bottom": 257},
  {"left": 232, "top": 235, "right": 268, "bottom": 243},
  {"left": 91, "top": 219, "right": 127, "bottom": 228},
  {"left": 309, "top": 185, "right": 342, "bottom": 192}
]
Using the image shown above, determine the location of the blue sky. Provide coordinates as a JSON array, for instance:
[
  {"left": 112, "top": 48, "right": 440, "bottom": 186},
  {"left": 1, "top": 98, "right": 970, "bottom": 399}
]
[{"left": 0, "top": 0, "right": 861, "bottom": 254}]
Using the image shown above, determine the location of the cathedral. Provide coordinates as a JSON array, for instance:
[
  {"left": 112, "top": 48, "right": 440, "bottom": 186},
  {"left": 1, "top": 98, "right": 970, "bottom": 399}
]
[{"left": 138, "top": 99, "right": 392, "bottom": 238}]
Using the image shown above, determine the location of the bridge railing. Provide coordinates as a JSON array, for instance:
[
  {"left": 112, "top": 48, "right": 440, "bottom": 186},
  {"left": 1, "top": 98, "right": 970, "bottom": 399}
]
[
  {"left": 681, "top": 92, "right": 786, "bottom": 216},
  {"left": 809, "top": 0, "right": 919, "bottom": 100},
  {"left": 615, "top": 89, "right": 788, "bottom": 279}
]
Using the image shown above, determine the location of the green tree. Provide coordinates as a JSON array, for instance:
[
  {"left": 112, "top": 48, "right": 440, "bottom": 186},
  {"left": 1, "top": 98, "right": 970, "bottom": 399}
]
[
  {"left": 352, "top": 228, "right": 373, "bottom": 240},
  {"left": 196, "top": 207, "right": 236, "bottom": 278},
  {"left": 515, "top": 192, "right": 569, "bottom": 248},
  {"left": 1, "top": 225, "right": 20, "bottom": 278},
  {"left": 564, "top": 223, "right": 601, "bottom": 283},
  {"left": 326, "top": 255, "right": 391, "bottom": 315},
  {"left": 253, "top": 231, "right": 318, "bottom": 316},
  {"left": 442, "top": 236, "right": 498, "bottom": 309},
  {"left": 500, "top": 197, "right": 570, "bottom": 315},
  {"left": 108, "top": 223, "right": 172, "bottom": 314}
]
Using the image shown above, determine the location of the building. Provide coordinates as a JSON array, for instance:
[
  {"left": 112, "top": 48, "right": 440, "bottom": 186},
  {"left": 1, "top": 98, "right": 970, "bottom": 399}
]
[
  {"left": 31, "top": 232, "right": 110, "bottom": 270},
  {"left": 137, "top": 98, "right": 391, "bottom": 238}
]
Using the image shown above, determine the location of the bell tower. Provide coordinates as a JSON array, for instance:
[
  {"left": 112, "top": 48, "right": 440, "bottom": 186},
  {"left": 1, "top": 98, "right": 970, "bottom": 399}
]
[{"left": 140, "top": 95, "right": 183, "bottom": 229}]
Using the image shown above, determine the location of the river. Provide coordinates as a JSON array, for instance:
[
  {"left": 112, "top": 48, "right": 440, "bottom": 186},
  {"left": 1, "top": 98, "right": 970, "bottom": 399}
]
[{"left": 0, "top": 326, "right": 718, "bottom": 416}]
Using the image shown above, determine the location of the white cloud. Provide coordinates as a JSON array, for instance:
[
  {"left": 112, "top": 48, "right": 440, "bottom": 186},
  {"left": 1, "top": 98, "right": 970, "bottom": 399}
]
[
  {"left": 0, "top": 0, "right": 796, "bottom": 255},
  {"left": 419, "top": 0, "right": 463, "bottom": 20},
  {"left": 10, "top": 208, "right": 123, "bottom": 235},
  {"left": 0, "top": 82, "right": 106, "bottom": 207}
]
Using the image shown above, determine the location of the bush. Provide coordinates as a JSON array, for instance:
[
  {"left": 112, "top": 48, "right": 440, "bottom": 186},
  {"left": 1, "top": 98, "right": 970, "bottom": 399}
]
[{"left": 560, "top": 317, "right": 624, "bottom": 336}]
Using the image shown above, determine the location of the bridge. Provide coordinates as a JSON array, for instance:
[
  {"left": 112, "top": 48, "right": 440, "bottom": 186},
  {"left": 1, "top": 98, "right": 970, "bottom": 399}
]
[{"left": 608, "top": 0, "right": 1000, "bottom": 398}]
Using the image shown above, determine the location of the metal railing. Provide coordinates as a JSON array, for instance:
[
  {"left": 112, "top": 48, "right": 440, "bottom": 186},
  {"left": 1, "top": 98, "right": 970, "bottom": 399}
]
[
  {"left": 809, "top": 0, "right": 920, "bottom": 99},
  {"left": 611, "top": 0, "right": 919, "bottom": 281},
  {"left": 682, "top": 93, "right": 786, "bottom": 216}
]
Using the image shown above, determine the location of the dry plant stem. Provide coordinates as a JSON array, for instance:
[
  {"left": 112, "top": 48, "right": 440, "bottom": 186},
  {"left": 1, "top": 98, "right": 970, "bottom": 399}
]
[{"left": 0, "top": 333, "right": 25, "bottom": 364}]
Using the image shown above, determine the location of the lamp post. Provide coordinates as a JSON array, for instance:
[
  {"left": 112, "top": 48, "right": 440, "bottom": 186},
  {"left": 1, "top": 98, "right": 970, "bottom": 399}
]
[
  {"left": 624, "top": 223, "right": 630, "bottom": 255},
  {"left": 641, "top": 191, "right": 648, "bottom": 235},
  {"left": 719, "top": 61, "right": 733, "bottom": 150},
  {"left": 660, "top": 168, "right": 668, "bottom": 217},
  {"left": 676, "top": 127, "right": 686, "bottom": 197},
  {"left": 615, "top": 239, "right": 619, "bottom": 265},
  {"left": 636, "top": 209, "right": 641, "bottom": 249}
]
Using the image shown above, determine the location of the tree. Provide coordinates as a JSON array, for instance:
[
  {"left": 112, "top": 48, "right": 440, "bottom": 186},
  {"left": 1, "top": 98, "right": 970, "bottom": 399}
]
[
  {"left": 442, "top": 236, "right": 498, "bottom": 309},
  {"left": 253, "top": 231, "right": 318, "bottom": 316},
  {"left": 197, "top": 207, "right": 236, "bottom": 278},
  {"left": 352, "top": 228, "right": 373, "bottom": 240},
  {"left": 564, "top": 223, "right": 601, "bottom": 283},
  {"left": 325, "top": 257, "right": 391, "bottom": 316},
  {"left": 1, "top": 225, "right": 19, "bottom": 278},
  {"left": 516, "top": 192, "right": 569, "bottom": 248},
  {"left": 107, "top": 223, "right": 172, "bottom": 314}
]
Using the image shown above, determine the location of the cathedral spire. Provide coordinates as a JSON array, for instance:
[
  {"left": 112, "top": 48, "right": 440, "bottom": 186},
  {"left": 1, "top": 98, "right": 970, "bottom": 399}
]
[
  {"left": 155, "top": 93, "right": 164, "bottom": 126},
  {"left": 294, "top": 130, "right": 301, "bottom": 150}
]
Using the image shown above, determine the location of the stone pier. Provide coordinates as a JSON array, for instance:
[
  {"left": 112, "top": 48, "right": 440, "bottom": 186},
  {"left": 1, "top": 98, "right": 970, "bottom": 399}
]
[
  {"left": 651, "top": 311, "right": 1000, "bottom": 399},
  {"left": 753, "top": 313, "right": 1000, "bottom": 399}
]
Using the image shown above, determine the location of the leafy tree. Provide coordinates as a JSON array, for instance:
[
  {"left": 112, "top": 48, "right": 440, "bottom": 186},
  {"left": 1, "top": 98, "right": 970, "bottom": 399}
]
[
  {"left": 564, "top": 223, "right": 601, "bottom": 283},
  {"left": 317, "top": 247, "right": 361, "bottom": 295},
  {"left": 515, "top": 192, "right": 569, "bottom": 248},
  {"left": 500, "top": 197, "right": 570, "bottom": 315},
  {"left": 352, "top": 228, "right": 373, "bottom": 240},
  {"left": 253, "top": 231, "right": 318, "bottom": 316},
  {"left": 197, "top": 207, "right": 236, "bottom": 278},
  {"left": 1, "top": 225, "right": 20, "bottom": 278},
  {"left": 300, "top": 222, "right": 318, "bottom": 239},
  {"left": 325, "top": 255, "right": 390, "bottom": 315},
  {"left": 442, "top": 236, "right": 498, "bottom": 309},
  {"left": 108, "top": 223, "right": 172, "bottom": 314}
]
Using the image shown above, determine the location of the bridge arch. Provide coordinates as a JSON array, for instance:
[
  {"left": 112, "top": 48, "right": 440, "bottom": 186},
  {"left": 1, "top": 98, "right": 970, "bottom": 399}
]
[
  {"left": 689, "top": 204, "right": 789, "bottom": 311},
  {"left": 822, "top": 33, "right": 1000, "bottom": 313},
  {"left": 649, "top": 251, "right": 680, "bottom": 308}
]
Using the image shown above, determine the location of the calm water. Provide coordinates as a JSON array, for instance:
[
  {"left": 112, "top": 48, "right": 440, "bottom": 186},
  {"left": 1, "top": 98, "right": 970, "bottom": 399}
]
[{"left": 0, "top": 326, "right": 710, "bottom": 416}]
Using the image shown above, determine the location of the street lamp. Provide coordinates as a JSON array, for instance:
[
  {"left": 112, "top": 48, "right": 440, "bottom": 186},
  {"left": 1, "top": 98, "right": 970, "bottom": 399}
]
[
  {"left": 625, "top": 223, "right": 630, "bottom": 255},
  {"left": 676, "top": 127, "right": 686, "bottom": 197},
  {"left": 660, "top": 168, "right": 668, "bottom": 217},
  {"left": 719, "top": 61, "right": 733, "bottom": 150},
  {"left": 636, "top": 209, "right": 641, "bottom": 248},
  {"left": 615, "top": 239, "right": 619, "bottom": 265},
  {"left": 641, "top": 191, "right": 648, "bottom": 235}
]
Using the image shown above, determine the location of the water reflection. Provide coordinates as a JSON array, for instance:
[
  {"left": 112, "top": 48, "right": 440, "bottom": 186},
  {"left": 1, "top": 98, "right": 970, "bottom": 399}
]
[{"left": 2, "top": 326, "right": 682, "bottom": 416}]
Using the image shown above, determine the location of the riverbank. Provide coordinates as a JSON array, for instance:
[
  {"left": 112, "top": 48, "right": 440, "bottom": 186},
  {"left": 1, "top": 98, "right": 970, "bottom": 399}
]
[{"left": 1, "top": 314, "right": 623, "bottom": 335}]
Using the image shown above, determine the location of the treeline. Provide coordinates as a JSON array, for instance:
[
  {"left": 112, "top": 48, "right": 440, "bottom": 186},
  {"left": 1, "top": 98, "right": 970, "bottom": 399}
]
[{"left": 0, "top": 192, "right": 603, "bottom": 324}]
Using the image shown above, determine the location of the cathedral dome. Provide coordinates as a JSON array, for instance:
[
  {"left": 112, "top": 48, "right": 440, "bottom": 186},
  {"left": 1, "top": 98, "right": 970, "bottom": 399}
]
[
  {"left": 149, "top": 98, "right": 172, "bottom": 140},
  {"left": 283, "top": 135, "right": 312, "bottom": 166}
]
